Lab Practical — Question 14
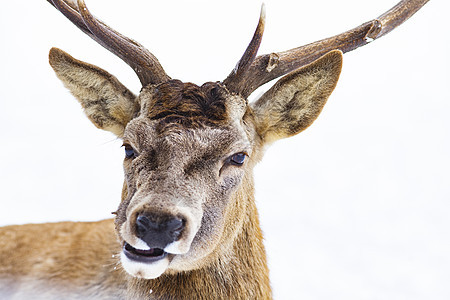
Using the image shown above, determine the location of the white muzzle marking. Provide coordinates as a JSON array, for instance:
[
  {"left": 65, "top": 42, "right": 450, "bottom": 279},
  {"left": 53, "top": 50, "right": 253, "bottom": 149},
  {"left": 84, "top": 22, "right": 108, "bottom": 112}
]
[{"left": 120, "top": 252, "right": 170, "bottom": 279}]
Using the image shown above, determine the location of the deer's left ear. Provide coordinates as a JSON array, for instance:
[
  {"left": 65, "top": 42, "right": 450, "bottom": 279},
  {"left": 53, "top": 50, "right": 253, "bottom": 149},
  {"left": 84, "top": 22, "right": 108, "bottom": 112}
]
[
  {"left": 49, "top": 48, "right": 138, "bottom": 137},
  {"left": 251, "top": 50, "right": 342, "bottom": 144}
]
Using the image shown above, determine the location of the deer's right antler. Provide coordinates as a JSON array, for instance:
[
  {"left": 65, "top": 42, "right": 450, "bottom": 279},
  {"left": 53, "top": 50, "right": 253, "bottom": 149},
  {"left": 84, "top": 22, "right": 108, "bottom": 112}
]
[
  {"left": 224, "top": 0, "right": 430, "bottom": 98},
  {"left": 48, "top": 0, "right": 170, "bottom": 87}
]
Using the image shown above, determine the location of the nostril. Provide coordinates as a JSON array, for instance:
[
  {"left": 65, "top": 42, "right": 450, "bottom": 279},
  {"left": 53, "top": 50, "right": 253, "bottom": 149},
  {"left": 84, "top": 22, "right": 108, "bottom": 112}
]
[
  {"left": 135, "top": 215, "right": 151, "bottom": 238},
  {"left": 167, "top": 218, "right": 185, "bottom": 240}
]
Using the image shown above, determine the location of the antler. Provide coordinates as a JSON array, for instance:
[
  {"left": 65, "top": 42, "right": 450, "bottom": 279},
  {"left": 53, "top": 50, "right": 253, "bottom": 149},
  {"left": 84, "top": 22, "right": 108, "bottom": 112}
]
[
  {"left": 47, "top": 0, "right": 170, "bottom": 87},
  {"left": 222, "top": 5, "right": 266, "bottom": 94},
  {"left": 224, "top": 0, "right": 430, "bottom": 98}
]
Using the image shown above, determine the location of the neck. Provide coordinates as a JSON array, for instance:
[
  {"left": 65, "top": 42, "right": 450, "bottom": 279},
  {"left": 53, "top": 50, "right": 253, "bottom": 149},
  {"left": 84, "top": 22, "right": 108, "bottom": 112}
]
[{"left": 125, "top": 195, "right": 272, "bottom": 299}]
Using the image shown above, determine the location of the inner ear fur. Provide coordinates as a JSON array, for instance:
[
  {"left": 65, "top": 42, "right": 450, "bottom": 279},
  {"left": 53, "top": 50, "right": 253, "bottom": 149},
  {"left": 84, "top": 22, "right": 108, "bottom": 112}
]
[
  {"left": 49, "top": 47, "right": 138, "bottom": 137},
  {"left": 251, "top": 50, "right": 343, "bottom": 144}
]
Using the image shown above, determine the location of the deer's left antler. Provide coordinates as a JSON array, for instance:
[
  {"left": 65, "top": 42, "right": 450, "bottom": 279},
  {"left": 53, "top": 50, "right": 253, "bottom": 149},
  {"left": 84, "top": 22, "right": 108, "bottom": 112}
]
[{"left": 224, "top": 0, "right": 430, "bottom": 98}]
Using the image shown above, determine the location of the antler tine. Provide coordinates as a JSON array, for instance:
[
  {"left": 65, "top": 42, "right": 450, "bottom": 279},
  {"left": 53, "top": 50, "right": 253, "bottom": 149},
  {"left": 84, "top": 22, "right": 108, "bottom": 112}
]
[
  {"left": 48, "top": 0, "right": 170, "bottom": 87},
  {"left": 223, "top": 4, "right": 266, "bottom": 95},
  {"left": 234, "top": 0, "right": 429, "bottom": 98},
  {"left": 47, "top": 0, "right": 91, "bottom": 37}
]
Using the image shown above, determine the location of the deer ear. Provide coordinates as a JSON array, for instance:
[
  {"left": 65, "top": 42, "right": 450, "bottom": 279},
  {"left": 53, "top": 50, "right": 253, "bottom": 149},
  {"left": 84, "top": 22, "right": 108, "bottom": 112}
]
[
  {"left": 49, "top": 48, "right": 138, "bottom": 137},
  {"left": 251, "top": 50, "right": 342, "bottom": 144}
]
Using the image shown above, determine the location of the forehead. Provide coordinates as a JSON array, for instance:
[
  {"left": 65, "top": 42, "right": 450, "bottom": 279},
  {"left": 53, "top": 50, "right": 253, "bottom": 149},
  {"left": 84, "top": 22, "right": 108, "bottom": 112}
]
[
  {"left": 124, "top": 117, "right": 251, "bottom": 156},
  {"left": 139, "top": 80, "right": 242, "bottom": 130},
  {"left": 124, "top": 79, "right": 250, "bottom": 150}
]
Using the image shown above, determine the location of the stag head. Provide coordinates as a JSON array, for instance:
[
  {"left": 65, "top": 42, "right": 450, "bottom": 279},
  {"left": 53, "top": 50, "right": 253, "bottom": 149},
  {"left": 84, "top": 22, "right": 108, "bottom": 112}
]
[{"left": 47, "top": 0, "right": 427, "bottom": 280}]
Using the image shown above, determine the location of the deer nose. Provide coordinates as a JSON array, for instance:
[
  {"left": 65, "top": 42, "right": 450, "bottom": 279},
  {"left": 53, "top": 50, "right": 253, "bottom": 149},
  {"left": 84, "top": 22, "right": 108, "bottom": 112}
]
[{"left": 135, "top": 213, "right": 185, "bottom": 249}]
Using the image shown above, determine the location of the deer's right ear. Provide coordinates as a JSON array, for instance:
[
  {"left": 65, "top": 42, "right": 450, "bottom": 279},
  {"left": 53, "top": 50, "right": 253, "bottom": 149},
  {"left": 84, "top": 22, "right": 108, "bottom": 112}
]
[
  {"left": 251, "top": 50, "right": 343, "bottom": 144},
  {"left": 49, "top": 48, "right": 138, "bottom": 137}
]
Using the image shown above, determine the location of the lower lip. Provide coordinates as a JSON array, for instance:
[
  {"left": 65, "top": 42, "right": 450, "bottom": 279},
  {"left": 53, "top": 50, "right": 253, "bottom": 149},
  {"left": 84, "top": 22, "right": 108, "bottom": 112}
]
[{"left": 123, "top": 242, "right": 168, "bottom": 263}]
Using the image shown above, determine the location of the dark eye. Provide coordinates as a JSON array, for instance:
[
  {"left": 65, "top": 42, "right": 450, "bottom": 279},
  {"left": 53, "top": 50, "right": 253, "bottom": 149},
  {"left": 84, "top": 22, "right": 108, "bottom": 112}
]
[
  {"left": 229, "top": 152, "right": 247, "bottom": 166},
  {"left": 124, "top": 145, "right": 136, "bottom": 159}
]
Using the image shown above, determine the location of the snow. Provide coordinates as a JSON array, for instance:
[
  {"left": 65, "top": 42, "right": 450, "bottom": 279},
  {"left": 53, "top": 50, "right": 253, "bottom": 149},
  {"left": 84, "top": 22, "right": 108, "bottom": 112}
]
[{"left": 1, "top": 0, "right": 449, "bottom": 299}]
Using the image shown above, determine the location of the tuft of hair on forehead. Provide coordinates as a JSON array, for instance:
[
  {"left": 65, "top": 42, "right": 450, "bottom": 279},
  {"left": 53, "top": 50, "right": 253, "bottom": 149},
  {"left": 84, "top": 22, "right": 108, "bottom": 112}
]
[{"left": 144, "top": 80, "right": 231, "bottom": 131}]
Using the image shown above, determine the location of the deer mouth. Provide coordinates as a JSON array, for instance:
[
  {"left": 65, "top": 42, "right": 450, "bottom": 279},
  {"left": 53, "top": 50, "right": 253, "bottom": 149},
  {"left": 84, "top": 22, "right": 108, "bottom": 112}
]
[{"left": 123, "top": 242, "right": 168, "bottom": 263}]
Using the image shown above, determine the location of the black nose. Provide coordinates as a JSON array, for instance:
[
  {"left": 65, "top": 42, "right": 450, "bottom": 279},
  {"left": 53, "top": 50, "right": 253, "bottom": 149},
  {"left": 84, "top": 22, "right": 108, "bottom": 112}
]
[{"left": 135, "top": 213, "right": 185, "bottom": 249}]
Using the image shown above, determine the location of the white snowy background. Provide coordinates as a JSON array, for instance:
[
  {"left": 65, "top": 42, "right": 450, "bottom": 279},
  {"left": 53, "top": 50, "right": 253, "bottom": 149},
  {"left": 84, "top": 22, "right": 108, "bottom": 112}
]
[{"left": 0, "top": 0, "right": 448, "bottom": 299}]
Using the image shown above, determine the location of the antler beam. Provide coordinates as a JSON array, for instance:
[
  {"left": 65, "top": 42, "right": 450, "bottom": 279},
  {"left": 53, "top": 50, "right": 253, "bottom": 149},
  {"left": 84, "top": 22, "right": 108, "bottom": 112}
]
[
  {"left": 222, "top": 5, "right": 266, "bottom": 94},
  {"left": 48, "top": 0, "right": 170, "bottom": 87},
  {"left": 229, "top": 0, "right": 429, "bottom": 98}
]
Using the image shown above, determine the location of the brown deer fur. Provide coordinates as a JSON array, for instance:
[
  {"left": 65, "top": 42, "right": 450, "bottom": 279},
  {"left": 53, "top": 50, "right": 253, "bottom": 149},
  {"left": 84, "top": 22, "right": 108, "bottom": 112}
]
[{"left": 0, "top": 47, "right": 342, "bottom": 299}]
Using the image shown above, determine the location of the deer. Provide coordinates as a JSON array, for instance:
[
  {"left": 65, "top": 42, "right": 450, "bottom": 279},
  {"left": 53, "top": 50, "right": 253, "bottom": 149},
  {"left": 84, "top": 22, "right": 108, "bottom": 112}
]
[{"left": 0, "top": 0, "right": 429, "bottom": 299}]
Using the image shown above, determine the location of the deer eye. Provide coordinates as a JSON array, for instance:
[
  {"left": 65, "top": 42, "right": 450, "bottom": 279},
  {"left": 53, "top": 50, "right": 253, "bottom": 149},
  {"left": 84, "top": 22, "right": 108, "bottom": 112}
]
[
  {"left": 229, "top": 153, "right": 247, "bottom": 166},
  {"left": 124, "top": 145, "right": 136, "bottom": 159}
]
